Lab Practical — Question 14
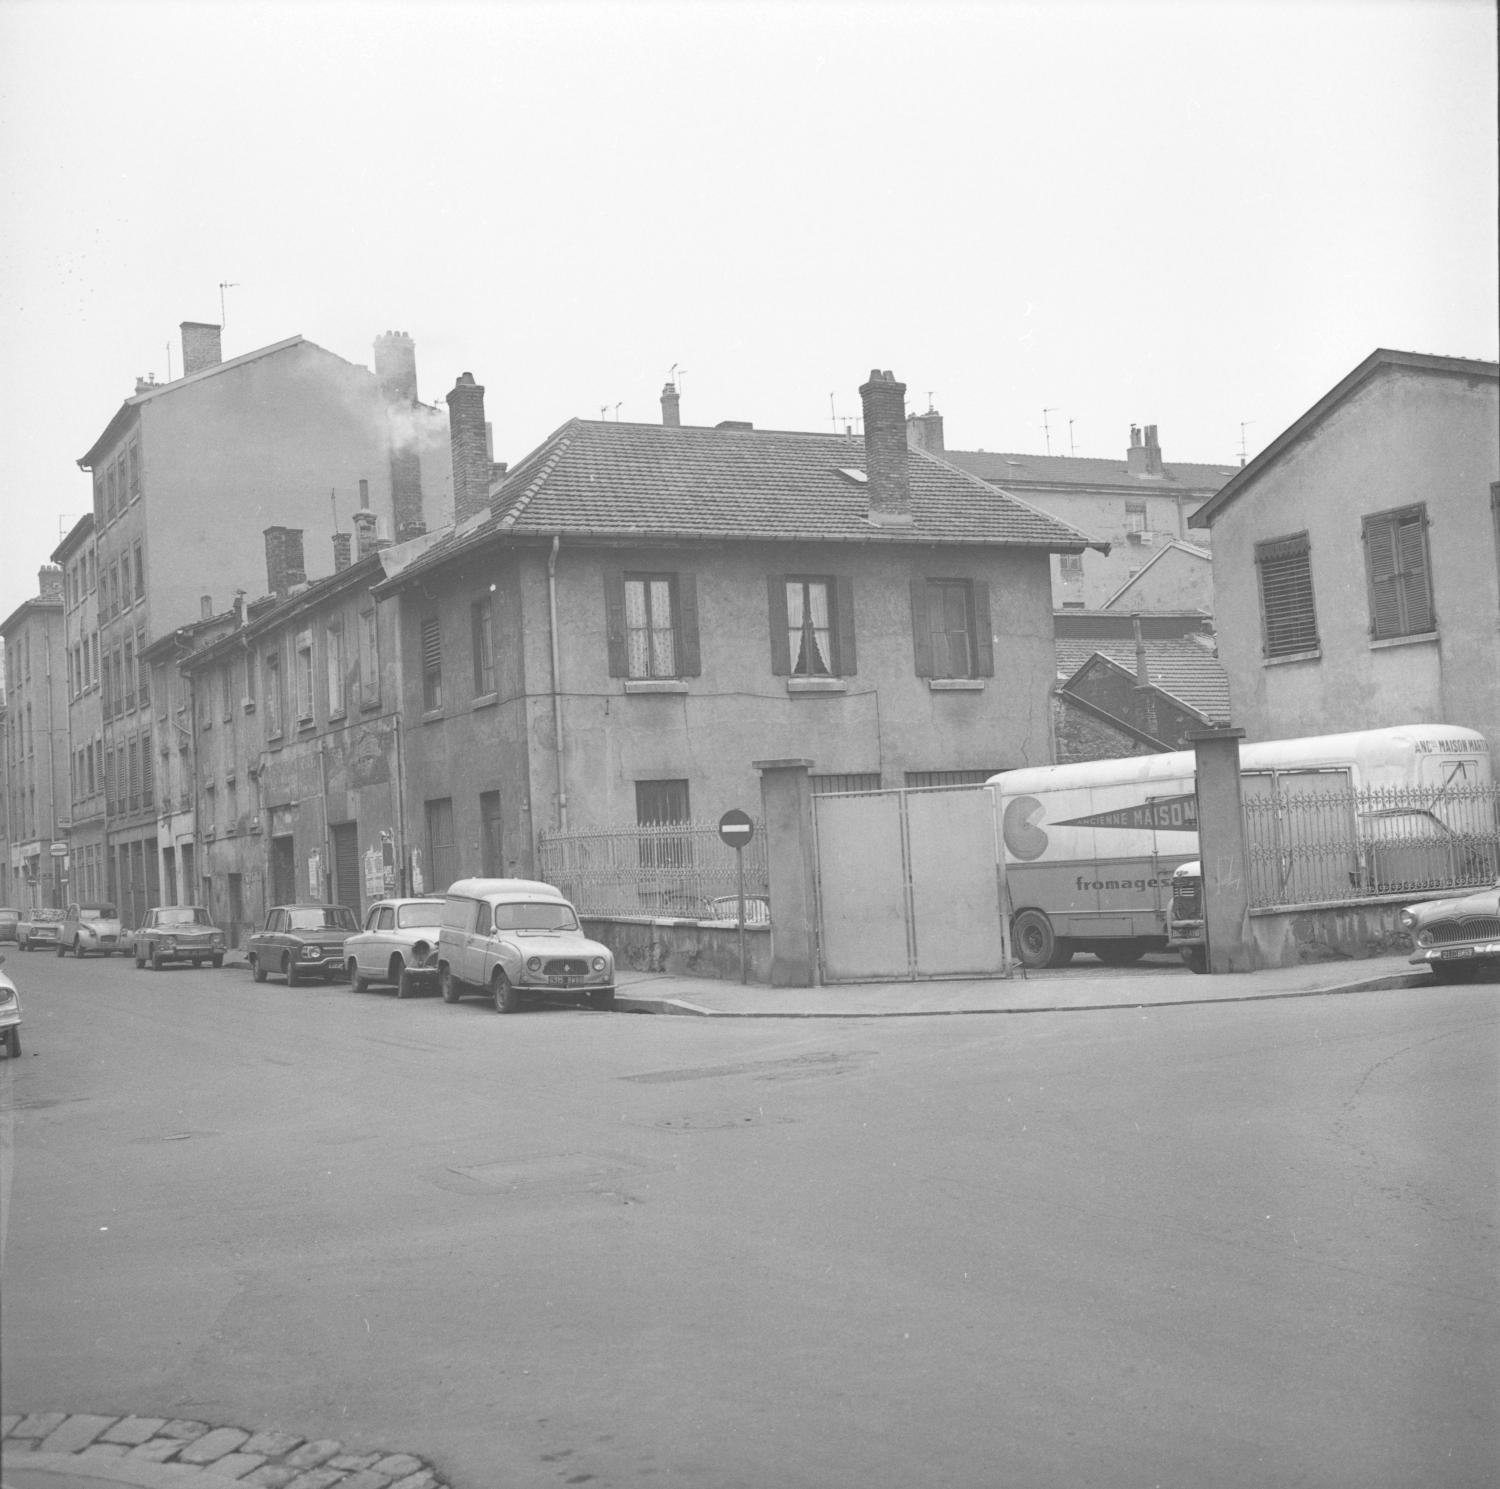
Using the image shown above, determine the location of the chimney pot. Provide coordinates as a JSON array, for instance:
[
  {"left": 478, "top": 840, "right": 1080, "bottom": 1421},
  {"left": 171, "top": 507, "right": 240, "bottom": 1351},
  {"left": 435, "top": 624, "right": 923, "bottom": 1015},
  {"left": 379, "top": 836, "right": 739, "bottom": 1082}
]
[
  {"left": 263, "top": 526, "right": 306, "bottom": 596},
  {"left": 906, "top": 407, "right": 945, "bottom": 455},
  {"left": 448, "top": 373, "right": 492, "bottom": 524},
  {"left": 180, "top": 321, "right": 223, "bottom": 377},
  {"left": 661, "top": 381, "right": 681, "bottom": 428},
  {"left": 373, "top": 330, "right": 418, "bottom": 404},
  {"left": 858, "top": 369, "right": 913, "bottom": 526},
  {"left": 352, "top": 508, "right": 379, "bottom": 560},
  {"left": 333, "top": 532, "right": 353, "bottom": 571},
  {"left": 1127, "top": 423, "right": 1164, "bottom": 476},
  {"left": 38, "top": 564, "right": 63, "bottom": 599}
]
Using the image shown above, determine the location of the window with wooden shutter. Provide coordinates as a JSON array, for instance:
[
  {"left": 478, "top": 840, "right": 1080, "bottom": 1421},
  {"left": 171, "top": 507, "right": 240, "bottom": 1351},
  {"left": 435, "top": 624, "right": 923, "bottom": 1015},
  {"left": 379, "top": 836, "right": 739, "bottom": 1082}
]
[
  {"left": 1254, "top": 532, "right": 1319, "bottom": 657},
  {"left": 1363, "top": 504, "right": 1434, "bottom": 640},
  {"left": 914, "top": 578, "right": 980, "bottom": 678},
  {"left": 421, "top": 615, "right": 443, "bottom": 711}
]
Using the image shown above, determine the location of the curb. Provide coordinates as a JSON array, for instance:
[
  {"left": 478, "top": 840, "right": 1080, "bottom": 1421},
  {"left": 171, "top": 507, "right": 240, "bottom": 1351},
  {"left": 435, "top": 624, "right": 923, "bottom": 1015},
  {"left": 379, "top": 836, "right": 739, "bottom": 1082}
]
[{"left": 1, "top": 1414, "right": 447, "bottom": 1489}]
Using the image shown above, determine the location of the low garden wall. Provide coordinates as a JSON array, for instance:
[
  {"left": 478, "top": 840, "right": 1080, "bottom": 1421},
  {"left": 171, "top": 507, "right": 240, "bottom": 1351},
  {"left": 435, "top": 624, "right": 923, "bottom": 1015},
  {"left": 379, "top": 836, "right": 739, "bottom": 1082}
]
[
  {"left": 1248, "top": 891, "right": 1440, "bottom": 968},
  {"left": 581, "top": 915, "right": 773, "bottom": 984}
]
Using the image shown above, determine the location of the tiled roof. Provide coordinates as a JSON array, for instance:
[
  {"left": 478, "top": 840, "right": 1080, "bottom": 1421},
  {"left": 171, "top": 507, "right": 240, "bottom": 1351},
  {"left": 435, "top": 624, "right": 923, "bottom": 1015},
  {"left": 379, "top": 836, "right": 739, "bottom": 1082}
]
[
  {"left": 387, "top": 419, "right": 1100, "bottom": 587},
  {"left": 945, "top": 449, "right": 1238, "bottom": 491},
  {"left": 1056, "top": 638, "right": 1231, "bottom": 723}
]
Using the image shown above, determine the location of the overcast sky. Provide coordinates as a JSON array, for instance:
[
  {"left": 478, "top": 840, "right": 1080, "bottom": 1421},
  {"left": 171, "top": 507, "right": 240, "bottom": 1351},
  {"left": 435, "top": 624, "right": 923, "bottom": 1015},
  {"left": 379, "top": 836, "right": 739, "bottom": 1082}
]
[{"left": 2, "top": 0, "right": 1495, "bottom": 620}]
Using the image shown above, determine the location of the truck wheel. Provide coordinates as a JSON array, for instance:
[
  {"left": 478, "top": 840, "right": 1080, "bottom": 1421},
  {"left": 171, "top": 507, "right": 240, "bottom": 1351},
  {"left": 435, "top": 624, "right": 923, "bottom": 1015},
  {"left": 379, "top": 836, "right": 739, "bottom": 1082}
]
[
  {"left": 1181, "top": 947, "right": 1208, "bottom": 975},
  {"left": 152, "top": 950, "right": 165, "bottom": 971},
  {"left": 1012, "top": 909, "right": 1072, "bottom": 969},
  {"left": 491, "top": 969, "right": 521, "bottom": 1014},
  {"left": 440, "top": 965, "right": 462, "bottom": 1003}
]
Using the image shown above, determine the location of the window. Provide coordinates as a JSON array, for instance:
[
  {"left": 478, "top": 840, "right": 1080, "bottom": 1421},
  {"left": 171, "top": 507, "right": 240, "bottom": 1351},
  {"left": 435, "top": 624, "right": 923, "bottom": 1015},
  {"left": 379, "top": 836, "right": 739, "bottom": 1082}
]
[
  {"left": 133, "top": 542, "right": 144, "bottom": 601},
  {"left": 471, "top": 596, "right": 495, "bottom": 697},
  {"left": 811, "top": 772, "right": 882, "bottom": 794},
  {"left": 425, "top": 797, "right": 456, "bottom": 894},
  {"left": 136, "top": 627, "right": 149, "bottom": 707},
  {"left": 326, "top": 619, "right": 346, "bottom": 717},
  {"left": 93, "top": 475, "right": 105, "bottom": 524},
  {"left": 222, "top": 665, "right": 234, "bottom": 722},
  {"left": 1493, "top": 483, "right": 1500, "bottom": 593},
  {"left": 141, "top": 731, "right": 154, "bottom": 809},
  {"left": 911, "top": 578, "right": 993, "bottom": 679},
  {"left": 295, "top": 628, "right": 315, "bottom": 721},
  {"left": 264, "top": 648, "right": 283, "bottom": 737},
  {"left": 1125, "top": 502, "right": 1148, "bottom": 534},
  {"left": 1255, "top": 532, "right": 1319, "bottom": 657},
  {"left": 420, "top": 615, "right": 443, "bottom": 711},
  {"left": 1363, "top": 504, "right": 1433, "bottom": 640},
  {"left": 480, "top": 789, "right": 503, "bottom": 875},
  {"left": 605, "top": 569, "right": 701, "bottom": 679},
  {"left": 128, "top": 440, "right": 140, "bottom": 499},
  {"left": 768, "top": 575, "right": 856, "bottom": 677},
  {"left": 1059, "top": 553, "right": 1084, "bottom": 578},
  {"left": 105, "top": 465, "right": 117, "bottom": 521},
  {"left": 358, "top": 606, "right": 379, "bottom": 706},
  {"left": 905, "top": 768, "right": 1000, "bottom": 788},
  {"left": 122, "top": 635, "right": 135, "bottom": 711}
]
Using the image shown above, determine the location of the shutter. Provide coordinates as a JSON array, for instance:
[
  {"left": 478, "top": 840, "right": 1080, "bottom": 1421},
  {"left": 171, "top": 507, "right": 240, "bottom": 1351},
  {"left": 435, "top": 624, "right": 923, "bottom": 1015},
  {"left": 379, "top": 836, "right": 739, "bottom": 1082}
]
[
  {"left": 1256, "top": 533, "right": 1318, "bottom": 655},
  {"left": 1364, "top": 515, "right": 1402, "bottom": 638},
  {"left": 971, "top": 580, "right": 994, "bottom": 677},
  {"left": 604, "top": 568, "right": 627, "bottom": 677},
  {"left": 834, "top": 575, "right": 856, "bottom": 676},
  {"left": 421, "top": 616, "right": 442, "bottom": 671},
  {"left": 767, "top": 575, "right": 791, "bottom": 675},
  {"left": 910, "top": 577, "right": 933, "bottom": 676},
  {"left": 677, "top": 571, "right": 701, "bottom": 676},
  {"left": 1396, "top": 511, "right": 1432, "bottom": 633}
]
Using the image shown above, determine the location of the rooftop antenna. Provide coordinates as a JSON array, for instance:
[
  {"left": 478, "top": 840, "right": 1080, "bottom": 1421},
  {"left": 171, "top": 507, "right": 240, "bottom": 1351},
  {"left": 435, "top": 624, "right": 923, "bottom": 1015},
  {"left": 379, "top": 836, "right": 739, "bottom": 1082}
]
[
  {"left": 166, "top": 342, "right": 174, "bottom": 381},
  {"left": 614, "top": 403, "right": 622, "bottom": 421},
  {"left": 830, "top": 393, "right": 839, "bottom": 434},
  {"left": 1238, "top": 420, "right": 1255, "bottom": 465},
  {"left": 330, "top": 487, "right": 339, "bottom": 533},
  {"left": 1068, "top": 418, "right": 1077, "bottom": 456},
  {"left": 218, "top": 281, "right": 240, "bottom": 325},
  {"left": 1042, "top": 407, "right": 1059, "bottom": 456},
  {"left": 669, "top": 363, "right": 686, "bottom": 395},
  {"left": 926, "top": 391, "right": 937, "bottom": 412}
]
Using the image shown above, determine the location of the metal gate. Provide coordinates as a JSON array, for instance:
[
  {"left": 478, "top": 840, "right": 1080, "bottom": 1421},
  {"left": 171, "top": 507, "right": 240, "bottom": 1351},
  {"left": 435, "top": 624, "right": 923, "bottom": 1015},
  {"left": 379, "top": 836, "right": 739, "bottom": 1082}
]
[
  {"left": 813, "top": 785, "right": 1009, "bottom": 983},
  {"left": 331, "top": 822, "right": 361, "bottom": 919}
]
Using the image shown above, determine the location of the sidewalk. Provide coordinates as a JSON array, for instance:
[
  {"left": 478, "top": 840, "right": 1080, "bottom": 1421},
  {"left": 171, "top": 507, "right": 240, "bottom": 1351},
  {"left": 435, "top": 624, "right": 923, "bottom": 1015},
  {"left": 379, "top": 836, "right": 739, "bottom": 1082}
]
[{"left": 610, "top": 952, "right": 1431, "bottom": 1017}]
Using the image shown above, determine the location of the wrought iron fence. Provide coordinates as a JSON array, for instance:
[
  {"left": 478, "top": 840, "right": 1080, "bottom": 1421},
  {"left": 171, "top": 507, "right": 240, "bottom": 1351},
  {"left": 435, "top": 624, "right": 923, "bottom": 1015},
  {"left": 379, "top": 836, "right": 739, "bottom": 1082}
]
[
  {"left": 538, "top": 819, "right": 771, "bottom": 920},
  {"left": 1244, "top": 781, "right": 1500, "bottom": 908}
]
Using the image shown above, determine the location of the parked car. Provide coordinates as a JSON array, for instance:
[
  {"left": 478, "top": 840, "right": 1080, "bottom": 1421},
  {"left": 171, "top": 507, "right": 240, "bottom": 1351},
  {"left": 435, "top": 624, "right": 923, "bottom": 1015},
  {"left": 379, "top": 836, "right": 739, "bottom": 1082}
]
[
  {"left": 1401, "top": 879, "right": 1500, "bottom": 982},
  {"left": 247, "top": 904, "right": 359, "bottom": 985},
  {"left": 16, "top": 908, "right": 64, "bottom": 951},
  {"left": 0, "top": 954, "right": 21, "bottom": 1057},
  {"left": 437, "top": 877, "right": 615, "bottom": 1013},
  {"left": 59, "top": 902, "right": 126, "bottom": 957},
  {"left": 344, "top": 897, "right": 445, "bottom": 997},
  {"left": 0, "top": 908, "right": 20, "bottom": 944},
  {"left": 134, "top": 905, "right": 228, "bottom": 970},
  {"left": 702, "top": 894, "right": 771, "bottom": 926}
]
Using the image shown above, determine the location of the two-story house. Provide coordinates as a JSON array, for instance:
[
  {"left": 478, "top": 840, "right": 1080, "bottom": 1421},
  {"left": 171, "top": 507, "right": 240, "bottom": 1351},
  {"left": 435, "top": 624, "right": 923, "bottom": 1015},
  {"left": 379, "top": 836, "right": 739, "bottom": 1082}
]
[
  {"left": 372, "top": 368, "right": 1100, "bottom": 890},
  {"left": 1190, "top": 348, "right": 1500, "bottom": 752},
  {"left": 72, "top": 321, "right": 453, "bottom": 921}
]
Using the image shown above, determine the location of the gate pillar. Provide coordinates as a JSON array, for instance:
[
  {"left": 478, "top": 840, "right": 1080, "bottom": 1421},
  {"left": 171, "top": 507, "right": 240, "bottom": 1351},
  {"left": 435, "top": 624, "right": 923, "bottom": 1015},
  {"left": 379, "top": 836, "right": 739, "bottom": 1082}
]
[
  {"left": 1187, "top": 726, "right": 1256, "bottom": 973},
  {"left": 754, "top": 758, "right": 819, "bottom": 987}
]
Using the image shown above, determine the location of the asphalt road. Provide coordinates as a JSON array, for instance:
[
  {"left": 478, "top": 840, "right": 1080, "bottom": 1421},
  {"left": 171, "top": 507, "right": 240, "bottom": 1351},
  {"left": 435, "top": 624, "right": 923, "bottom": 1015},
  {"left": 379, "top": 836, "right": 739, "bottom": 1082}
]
[{"left": 2, "top": 950, "right": 1496, "bottom": 1489}]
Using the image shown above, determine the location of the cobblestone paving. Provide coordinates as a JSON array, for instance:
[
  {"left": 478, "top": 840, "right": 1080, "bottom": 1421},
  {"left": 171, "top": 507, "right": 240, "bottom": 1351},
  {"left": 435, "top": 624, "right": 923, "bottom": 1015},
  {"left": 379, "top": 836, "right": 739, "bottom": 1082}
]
[{"left": 1, "top": 1413, "right": 448, "bottom": 1489}]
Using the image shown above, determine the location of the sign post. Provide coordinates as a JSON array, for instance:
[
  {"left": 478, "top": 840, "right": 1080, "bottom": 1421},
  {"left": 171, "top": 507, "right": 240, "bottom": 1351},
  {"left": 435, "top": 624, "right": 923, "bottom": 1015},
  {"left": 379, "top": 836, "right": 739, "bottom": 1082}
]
[{"left": 717, "top": 809, "right": 756, "bottom": 984}]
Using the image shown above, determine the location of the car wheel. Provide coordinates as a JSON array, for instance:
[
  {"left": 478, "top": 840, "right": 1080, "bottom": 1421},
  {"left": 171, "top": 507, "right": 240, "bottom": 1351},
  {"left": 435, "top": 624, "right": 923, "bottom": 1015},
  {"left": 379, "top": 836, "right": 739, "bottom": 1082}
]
[
  {"left": 491, "top": 968, "right": 521, "bottom": 1014},
  {"left": 250, "top": 955, "right": 267, "bottom": 984},
  {"left": 211, "top": 955, "right": 224, "bottom": 969},
  {"left": 1095, "top": 943, "right": 1147, "bottom": 966},
  {"left": 1181, "top": 946, "right": 1208, "bottom": 975},
  {"left": 284, "top": 956, "right": 301, "bottom": 987},
  {"left": 439, "top": 965, "right": 462, "bottom": 1003},
  {"left": 135, "top": 949, "right": 146, "bottom": 969},
  {"left": 350, "top": 959, "right": 371, "bottom": 992},
  {"left": 4, "top": 1027, "right": 18, "bottom": 1058},
  {"left": 1012, "top": 909, "right": 1072, "bottom": 969},
  {"left": 152, "top": 950, "right": 165, "bottom": 971},
  {"left": 74, "top": 939, "right": 86, "bottom": 959},
  {"left": 1430, "top": 962, "right": 1477, "bottom": 984},
  {"left": 588, "top": 989, "right": 616, "bottom": 1011}
]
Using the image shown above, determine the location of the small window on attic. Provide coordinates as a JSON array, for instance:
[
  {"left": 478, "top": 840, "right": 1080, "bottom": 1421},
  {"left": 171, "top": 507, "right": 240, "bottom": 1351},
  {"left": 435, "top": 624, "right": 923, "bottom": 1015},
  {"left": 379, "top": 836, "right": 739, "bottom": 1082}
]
[{"left": 836, "top": 468, "right": 867, "bottom": 485}]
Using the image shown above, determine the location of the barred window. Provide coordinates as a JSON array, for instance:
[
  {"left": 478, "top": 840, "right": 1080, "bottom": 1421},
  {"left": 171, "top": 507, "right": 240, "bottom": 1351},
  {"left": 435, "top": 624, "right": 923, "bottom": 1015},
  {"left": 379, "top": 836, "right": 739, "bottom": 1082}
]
[
  {"left": 471, "top": 596, "right": 495, "bottom": 697},
  {"left": 1363, "top": 504, "right": 1433, "bottom": 640},
  {"left": 1255, "top": 532, "right": 1319, "bottom": 657}
]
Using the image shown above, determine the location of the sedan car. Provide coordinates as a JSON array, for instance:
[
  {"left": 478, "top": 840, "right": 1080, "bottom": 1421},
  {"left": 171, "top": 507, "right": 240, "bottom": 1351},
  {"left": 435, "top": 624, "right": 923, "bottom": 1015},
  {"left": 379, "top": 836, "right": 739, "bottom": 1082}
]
[
  {"left": 1401, "top": 879, "right": 1500, "bottom": 982},
  {"left": 59, "top": 902, "right": 126, "bottom": 957},
  {"left": 344, "top": 897, "right": 445, "bottom": 998},
  {"left": 0, "top": 908, "right": 20, "bottom": 944},
  {"left": 16, "top": 908, "right": 64, "bottom": 951},
  {"left": 247, "top": 903, "right": 359, "bottom": 986},
  {"left": 134, "top": 905, "right": 228, "bottom": 970},
  {"left": 0, "top": 954, "right": 21, "bottom": 1057}
]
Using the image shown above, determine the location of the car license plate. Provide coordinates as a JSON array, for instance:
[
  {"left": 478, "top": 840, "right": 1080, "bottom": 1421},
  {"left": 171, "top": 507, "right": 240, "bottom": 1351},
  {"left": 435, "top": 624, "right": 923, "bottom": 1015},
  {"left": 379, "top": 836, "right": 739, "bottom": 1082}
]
[
  {"left": 1439, "top": 947, "right": 1475, "bottom": 960},
  {"left": 548, "top": 975, "right": 579, "bottom": 988}
]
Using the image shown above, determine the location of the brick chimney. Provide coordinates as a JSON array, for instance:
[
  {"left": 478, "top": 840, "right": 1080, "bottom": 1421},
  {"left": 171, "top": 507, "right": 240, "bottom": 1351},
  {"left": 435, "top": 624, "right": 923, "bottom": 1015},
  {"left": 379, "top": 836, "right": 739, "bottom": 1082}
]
[
  {"left": 906, "top": 407, "right": 945, "bottom": 454},
  {"left": 181, "top": 322, "right": 223, "bottom": 377},
  {"left": 661, "top": 381, "right": 681, "bottom": 427},
  {"left": 333, "top": 532, "right": 353, "bottom": 571},
  {"left": 38, "top": 565, "right": 63, "bottom": 599},
  {"left": 264, "top": 527, "right": 306, "bottom": 596},
  {"left": 200, "top": 595, "right": 214, "bottom": 619},
  {"left": 352, "top": 508, "right": 380, "bottom": 560},
  {"left": 1127, "top": 423, "right": 1164, "bottom": 477},
  {"left": 859, "top": 370, "right": 913, "bottom": 526},
  {"left": 373, "top": 331, "right": 418, "bottom": 403},
  {"left": 447, "top": 372, "right": 492, "bottom": 523}
]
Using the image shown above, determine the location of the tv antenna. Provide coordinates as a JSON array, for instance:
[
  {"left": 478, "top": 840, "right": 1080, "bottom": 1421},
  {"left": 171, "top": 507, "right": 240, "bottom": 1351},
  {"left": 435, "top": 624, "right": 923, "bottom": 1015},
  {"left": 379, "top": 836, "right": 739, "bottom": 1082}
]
[
  {"left": 1042, "top": 407, "right": 1059, "bottom": 456},
  {"left": 1238, "top": 420, "right": 1255, "bottom": 465},
  {"left": 1068, "top": 418, "right": 1077, "bottom": 456},
  {"left": 219, "top": 281, "right": 240, "bottom": 325},
  {"left": 668, "top": 363, "right": 686, "bottom": 395}
]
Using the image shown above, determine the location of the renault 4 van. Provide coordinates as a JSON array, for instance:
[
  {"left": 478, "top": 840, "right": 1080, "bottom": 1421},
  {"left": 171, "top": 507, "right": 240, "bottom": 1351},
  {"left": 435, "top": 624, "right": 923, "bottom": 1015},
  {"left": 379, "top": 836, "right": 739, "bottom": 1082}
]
[{"left": 437, "top": 878, "right": 616, "bottom": 1013}]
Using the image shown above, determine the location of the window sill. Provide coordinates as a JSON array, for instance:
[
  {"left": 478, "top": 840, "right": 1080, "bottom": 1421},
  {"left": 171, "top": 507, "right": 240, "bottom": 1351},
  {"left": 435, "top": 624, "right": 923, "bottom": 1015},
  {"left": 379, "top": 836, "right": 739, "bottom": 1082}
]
[
  {"left": 421, "top": 708, "right": 445, "bottom": 724},
  {"left": 787, "top": 677, "right": 847, "bottom": 695},
  {"left": 360, "top": 698, "right": 382, "bottom": 713},
  {"left": 1370, "top": 630, "right": 1438, "bottom": 651},
  {"left": 471, "top": 691, "right": 499, "bottom": 711},
  {"left": 625, "top": 680, "right": 688, "bottom": 695},
  {"left": 927, "top": 678, "right": 984, "bottom": 692},
  {"left": 328, "top": 709, "right": 347, "bottom": 724},
  {"left": 1263, "top": 648, "right": 1321, "bottom": 667}
]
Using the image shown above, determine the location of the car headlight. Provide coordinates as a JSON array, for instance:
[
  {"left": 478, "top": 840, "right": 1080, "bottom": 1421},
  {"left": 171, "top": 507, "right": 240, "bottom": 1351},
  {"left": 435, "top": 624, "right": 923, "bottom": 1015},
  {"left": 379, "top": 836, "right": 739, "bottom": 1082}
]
[
  {"left": 591, "top": 956, "right": 606, "bottom": 972},
  {"left": 0, "top": 990, "right": 16, "bottom": 1010},
  {"left": 527, "top": 956, "right": 542, "bottom": 972},
  {"left": 159, "top": 936, "right": 176, "bottom": 948},
  {"left": 1415, "top": 930, "right": 1434, "bottom": 947},
  {"left": 1398, "top": 908, "right": 1417, "bottom": 929}
]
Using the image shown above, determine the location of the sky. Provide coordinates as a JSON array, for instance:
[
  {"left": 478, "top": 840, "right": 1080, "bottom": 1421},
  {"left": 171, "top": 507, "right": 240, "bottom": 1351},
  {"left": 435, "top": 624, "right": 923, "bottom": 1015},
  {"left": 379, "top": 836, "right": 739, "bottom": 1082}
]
[{"left": 1, "top": 0, "right": 1496, "bottom": 622}]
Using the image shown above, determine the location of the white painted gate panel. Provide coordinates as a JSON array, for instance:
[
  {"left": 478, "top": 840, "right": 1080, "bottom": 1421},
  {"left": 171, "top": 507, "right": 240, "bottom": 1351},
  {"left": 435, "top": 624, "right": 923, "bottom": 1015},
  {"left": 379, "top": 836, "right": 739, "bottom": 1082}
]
[{"left": 815, "top": 787, "right": 1009, "bottom": 983}]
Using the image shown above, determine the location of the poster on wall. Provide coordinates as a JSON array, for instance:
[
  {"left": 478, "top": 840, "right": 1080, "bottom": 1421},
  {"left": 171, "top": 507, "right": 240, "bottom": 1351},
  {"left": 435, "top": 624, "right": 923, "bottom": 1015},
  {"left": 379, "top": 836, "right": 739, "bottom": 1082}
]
[
  {"left": 307, "top": 850, "right": 322, "bottom": 901},
  {"left": 364, "top": 847, "right": 384, "bottom": 898}
]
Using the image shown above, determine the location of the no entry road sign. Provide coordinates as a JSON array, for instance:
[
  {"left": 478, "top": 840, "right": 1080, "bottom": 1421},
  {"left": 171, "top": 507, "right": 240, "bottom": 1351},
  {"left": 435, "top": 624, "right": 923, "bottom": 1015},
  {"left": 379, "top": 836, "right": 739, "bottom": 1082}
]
[{"left": 718, "top": 809, "right": 754, "bottom": 848}]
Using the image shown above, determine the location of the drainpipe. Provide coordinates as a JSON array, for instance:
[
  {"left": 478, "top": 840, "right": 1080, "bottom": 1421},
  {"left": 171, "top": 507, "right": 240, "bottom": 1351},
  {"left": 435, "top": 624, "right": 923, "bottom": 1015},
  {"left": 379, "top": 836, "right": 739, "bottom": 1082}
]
[
  {"left": 548, "top": 536, "right": 568, "bottom": 833},
  {"left": 393, "top": 715, "right": 408, "bottom": 896}
]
